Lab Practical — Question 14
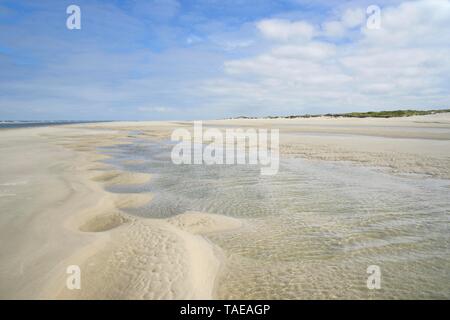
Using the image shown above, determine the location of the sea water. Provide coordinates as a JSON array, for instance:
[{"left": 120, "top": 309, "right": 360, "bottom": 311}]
[{"left": 101, "top": 138, "right": 450, "bottom": 299}]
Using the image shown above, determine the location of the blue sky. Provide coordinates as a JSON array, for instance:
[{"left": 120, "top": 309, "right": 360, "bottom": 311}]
[{"left": 0, "top": 0, "right": 449, "bottom": 120}]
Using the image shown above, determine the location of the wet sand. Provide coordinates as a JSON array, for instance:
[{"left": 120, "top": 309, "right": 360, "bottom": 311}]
[{"left": 0, "top": 113, "right": 449, "bottom": 299}]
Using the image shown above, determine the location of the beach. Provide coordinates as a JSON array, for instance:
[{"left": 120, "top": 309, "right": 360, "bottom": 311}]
[{"left": 1, "top": 113, "right": 449, "bottom": 299}]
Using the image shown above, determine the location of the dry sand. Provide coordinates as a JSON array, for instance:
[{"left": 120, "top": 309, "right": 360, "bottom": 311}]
[{"left": 0, "top": 113, "right": 449, "bottom": 299}]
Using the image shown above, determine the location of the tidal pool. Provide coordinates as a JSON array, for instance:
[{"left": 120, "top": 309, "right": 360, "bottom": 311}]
[{"left": 101, "top": 138, "right": 450, "bottom": 299}]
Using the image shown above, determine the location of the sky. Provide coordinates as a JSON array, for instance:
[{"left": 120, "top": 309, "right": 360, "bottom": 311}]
[{"left": 0, "top": 0, "right": 449, "bottom": 120}]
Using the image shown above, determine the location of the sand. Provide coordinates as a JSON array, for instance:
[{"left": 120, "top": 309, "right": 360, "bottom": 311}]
[
  {"left": 0, "top": 113, "right": 449, "bottom": 299},
  {"left": 203, "top": 114, "right": 450, "bottom": 178},
  {"left": 0, "top": 125, "right": 243, "bottom": 299},
  {"left": 91, "top": 171, "right": 152, "bottom": 186}
]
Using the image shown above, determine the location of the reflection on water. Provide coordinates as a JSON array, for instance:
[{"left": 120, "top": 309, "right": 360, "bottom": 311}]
[{"left": 101, "top": 139, "right": 450, "bottom": 299}]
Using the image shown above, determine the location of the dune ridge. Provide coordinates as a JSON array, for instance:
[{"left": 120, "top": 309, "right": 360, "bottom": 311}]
[{"left": 42, "top": 132, "right": 242, "bottom": 299}]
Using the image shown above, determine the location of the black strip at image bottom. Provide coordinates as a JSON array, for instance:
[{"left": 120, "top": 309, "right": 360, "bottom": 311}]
[{"left": 0, "top": 300, "right": 446, "bottom": 319}]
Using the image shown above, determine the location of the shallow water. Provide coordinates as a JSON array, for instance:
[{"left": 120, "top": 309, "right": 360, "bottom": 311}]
[{"left": 102, "top": 138, "right": 450, "bottom": 299}]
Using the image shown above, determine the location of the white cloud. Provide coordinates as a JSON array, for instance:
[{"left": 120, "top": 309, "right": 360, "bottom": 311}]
[
  {"left": 341, "top": 8, "right": 365, "bottom": 28},
  {"left": 322, "top": 20, "right": 346, "bottom": 37},
  {"left": 361, "top": 0, "right": 450, "bottom": 46},
  {"left": 271, "top": 42, "right": 336, "bottom": 60},
  {"left": 322, "top": 7, "right": 365, "bottom": 38},
  {"left": 203, "top": 0, "right": 450, "bottom": 115},
  {"left": 256, "top": 19, "right": 315, "bottom": 41}
]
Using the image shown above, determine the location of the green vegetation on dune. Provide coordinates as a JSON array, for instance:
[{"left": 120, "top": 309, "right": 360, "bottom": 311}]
[
  {"left": 341, "top": 109, "right": 450, "bottom": 118},
  {"left": 231, "top": 108, "right": 450, "bottom": 120}
]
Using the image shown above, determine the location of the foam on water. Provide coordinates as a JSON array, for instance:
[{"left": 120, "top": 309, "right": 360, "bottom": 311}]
[{"left": 101, "top": 139, "right": 450, "bottom": 299}]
